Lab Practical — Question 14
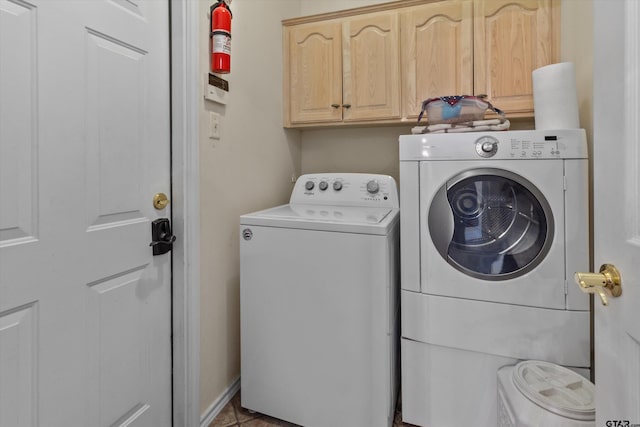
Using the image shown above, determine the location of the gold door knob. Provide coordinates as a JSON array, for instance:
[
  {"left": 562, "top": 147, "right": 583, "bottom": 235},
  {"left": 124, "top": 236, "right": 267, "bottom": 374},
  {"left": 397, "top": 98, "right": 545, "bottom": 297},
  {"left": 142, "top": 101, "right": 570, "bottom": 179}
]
[
  {"left": 574, "top": 263, "right": 622, "bottom": 306},
  {"left": 153, "top": 193, "right": 170, "bottom": 210}
]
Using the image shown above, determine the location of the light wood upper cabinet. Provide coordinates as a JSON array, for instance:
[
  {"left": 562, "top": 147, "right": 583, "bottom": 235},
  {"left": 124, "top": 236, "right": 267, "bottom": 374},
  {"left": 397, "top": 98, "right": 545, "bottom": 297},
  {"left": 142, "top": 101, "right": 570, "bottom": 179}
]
[
  {"left": 285, "top": 22, "right": 343, "bottom": 124},
  {"left": 283, "top": 0, "right": 559, "bottom": 127},
  {"left": 401, "top": 1, "right": 473, "bottom": 119},
  {"left": 474, "top": 0, "right": 558, "bottom": 116},
  {"left": 342, "top": 12, "right": 401, "bottom": 122},
  {"left": 283, "top": 11, "right": 400, "bottom": 126}
]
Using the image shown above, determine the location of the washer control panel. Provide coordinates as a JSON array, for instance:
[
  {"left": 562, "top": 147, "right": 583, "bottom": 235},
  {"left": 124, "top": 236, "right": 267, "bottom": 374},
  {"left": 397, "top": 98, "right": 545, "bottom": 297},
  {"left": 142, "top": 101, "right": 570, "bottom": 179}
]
[{"left": 290, "top": 173, "right": 399, "bottom": 208}]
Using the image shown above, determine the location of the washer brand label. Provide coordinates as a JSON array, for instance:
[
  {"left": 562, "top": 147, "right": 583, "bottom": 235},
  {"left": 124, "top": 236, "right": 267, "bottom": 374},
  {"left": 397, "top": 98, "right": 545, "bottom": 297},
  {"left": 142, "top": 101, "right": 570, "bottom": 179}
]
[{"left": 242, "top": 228, "right": 253, "bottom": 241}]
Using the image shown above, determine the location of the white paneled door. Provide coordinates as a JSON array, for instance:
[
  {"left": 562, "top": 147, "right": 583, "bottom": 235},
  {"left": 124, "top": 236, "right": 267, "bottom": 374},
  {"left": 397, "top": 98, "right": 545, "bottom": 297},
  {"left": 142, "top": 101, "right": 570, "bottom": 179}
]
[
  {"left": 593, "top": 0, "right": 640, "bottom": 425},
  {"left": 0, "top": 1, "right": 172, "bottom": 426}
]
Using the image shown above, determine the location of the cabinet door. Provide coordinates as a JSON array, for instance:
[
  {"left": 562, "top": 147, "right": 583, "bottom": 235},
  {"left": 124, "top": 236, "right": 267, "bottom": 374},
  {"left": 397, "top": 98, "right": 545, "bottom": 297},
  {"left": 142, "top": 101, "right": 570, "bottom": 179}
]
[
  {"left": 474, "top": 0, "right": 559, "bottom": 117},
  {"left": 285, "top": 22, "right": 343, "bottom": 125},
  {"left": 342, "top": 12, "right": 401, "bottom": 122},
  {"left": 401, "top": 1, "right": 473, "bottom": 119}
]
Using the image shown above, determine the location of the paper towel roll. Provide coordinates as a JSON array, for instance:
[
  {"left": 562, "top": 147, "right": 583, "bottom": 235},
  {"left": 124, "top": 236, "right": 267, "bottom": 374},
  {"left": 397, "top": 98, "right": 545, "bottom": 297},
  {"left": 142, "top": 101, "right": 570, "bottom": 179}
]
[{"left": 532, "top": 62, "right": 580, "bottom": 130}]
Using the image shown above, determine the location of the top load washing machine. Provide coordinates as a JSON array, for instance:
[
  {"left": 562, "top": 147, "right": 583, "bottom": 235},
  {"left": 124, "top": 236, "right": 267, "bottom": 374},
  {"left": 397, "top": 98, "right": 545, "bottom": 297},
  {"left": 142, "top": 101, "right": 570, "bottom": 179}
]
[
  {"left": 240, "top": 173, "right": 400, "bottom": 427},
  {"left": 399, "top": 130, "right": 590, "bottom": 427}
]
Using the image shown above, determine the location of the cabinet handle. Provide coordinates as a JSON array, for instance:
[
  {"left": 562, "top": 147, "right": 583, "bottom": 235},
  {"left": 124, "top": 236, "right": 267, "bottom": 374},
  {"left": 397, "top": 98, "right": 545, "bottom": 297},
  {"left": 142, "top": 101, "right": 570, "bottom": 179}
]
[
  {"left": 331, "top": 104, "right": 340, "bottom": 108},
  {"left": 342, "top": 103, "right": 351, "bottom": 109}
]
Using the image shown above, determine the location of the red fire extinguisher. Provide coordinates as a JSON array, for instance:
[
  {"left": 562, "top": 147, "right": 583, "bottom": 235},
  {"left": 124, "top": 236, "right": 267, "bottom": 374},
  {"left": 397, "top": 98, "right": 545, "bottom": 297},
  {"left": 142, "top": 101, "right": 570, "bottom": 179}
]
[{"left": 210, "top": 0, "right": 232, "bottom": 74}]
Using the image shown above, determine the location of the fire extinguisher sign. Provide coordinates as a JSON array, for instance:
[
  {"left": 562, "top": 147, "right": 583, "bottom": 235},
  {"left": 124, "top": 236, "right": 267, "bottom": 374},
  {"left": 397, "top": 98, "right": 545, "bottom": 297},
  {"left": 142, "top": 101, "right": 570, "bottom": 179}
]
[{"left": 210, "top": 0, "right": 232, "bottom": 74}]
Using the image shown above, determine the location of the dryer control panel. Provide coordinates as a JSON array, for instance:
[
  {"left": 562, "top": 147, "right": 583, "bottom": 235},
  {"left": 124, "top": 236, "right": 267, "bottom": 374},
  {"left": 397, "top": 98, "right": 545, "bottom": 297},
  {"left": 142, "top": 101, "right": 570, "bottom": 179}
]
[
  {"left": 290, "top": 173, "right": 399, "bottom": 208},
  {"left": 399, "top": 129, "right": 588, "bottom": 161},
  {"left": 505, "top": 134, "right": 569, "bottom": 159}
]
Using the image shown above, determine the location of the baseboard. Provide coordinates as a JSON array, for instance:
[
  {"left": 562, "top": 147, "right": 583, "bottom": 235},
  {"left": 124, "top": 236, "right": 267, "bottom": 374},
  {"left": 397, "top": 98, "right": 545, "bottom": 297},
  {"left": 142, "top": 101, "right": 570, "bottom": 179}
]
[{"left": 200, "top": 376, "right": 241, "bottom": 427}]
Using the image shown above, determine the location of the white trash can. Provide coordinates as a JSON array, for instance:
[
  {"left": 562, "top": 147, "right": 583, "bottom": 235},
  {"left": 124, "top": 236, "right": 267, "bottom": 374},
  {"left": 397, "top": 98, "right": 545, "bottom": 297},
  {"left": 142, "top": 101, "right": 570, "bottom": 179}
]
[{"left": 497, "top": 360, "right": 595, "bottom": 427}]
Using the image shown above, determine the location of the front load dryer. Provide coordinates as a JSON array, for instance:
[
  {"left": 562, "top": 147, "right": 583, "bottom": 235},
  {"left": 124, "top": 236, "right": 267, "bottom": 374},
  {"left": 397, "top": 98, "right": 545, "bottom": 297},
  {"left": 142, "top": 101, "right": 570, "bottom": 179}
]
[
  {"left": 240, "top": 173, "right": 399, "bottom": 427},
  {"left": 399, "top": 130, "right": 590, "bottom": 427}
]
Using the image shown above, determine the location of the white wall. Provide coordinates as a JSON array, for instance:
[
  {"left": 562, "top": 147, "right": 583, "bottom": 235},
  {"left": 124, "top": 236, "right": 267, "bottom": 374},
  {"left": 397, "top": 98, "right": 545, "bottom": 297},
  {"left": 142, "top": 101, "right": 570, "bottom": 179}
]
[
  {"left": 198, "top": 0, "right": 302, "bottom": 416},
  {"left": 560, "top": 0, "right": 593, "bottom": 155},
  {"left": 300, "top": 126, "right": 409, "bottom": 184},
  {"left": 299, "top": 0, "right": 390, "bottom": 15}
]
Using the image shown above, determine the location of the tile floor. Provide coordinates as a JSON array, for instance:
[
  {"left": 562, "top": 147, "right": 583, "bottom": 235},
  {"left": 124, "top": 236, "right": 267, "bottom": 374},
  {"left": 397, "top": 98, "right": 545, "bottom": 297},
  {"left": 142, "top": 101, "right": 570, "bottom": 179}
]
[{"left": 207, "top": 390, "right": 418, "bottom": 427}]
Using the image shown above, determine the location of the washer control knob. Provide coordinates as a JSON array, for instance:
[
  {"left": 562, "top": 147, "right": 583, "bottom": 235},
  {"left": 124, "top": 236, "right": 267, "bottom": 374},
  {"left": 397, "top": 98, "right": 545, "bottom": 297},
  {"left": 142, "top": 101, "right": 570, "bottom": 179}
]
[
  {"left": 318, "top": 181, "right": 328, "bottom": 191},
  {"left": 475, "top": 136, "right": 499, "bottom": 157},
  {"left": 305, "top": 181, "right": 315, "bottom": 191},
  {"left": 333, "top": 181, "right": 343, "bottom": 191},
  {"left": 366, "top": 180, "right": 380, "bottom": 194}
]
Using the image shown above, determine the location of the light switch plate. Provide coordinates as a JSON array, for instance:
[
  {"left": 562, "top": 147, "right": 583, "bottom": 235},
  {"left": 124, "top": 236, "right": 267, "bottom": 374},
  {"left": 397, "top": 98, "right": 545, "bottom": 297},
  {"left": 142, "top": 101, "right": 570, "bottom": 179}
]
[{"left": 209, "top": 112, "right": 221, "bottom": 139}]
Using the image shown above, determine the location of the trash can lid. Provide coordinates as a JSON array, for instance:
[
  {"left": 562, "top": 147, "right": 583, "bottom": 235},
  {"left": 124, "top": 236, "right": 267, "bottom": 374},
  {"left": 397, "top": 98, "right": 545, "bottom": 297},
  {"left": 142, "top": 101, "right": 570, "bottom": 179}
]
[{"left": 512, "top": 360, "right": 595, "bottom": 421}]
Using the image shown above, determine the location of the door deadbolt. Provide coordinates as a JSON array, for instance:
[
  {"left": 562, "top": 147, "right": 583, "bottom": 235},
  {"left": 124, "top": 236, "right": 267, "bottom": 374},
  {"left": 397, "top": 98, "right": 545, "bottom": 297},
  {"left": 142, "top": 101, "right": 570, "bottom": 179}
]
[{"left": 153, "top": 193, "right": 170, "bottom": 210}]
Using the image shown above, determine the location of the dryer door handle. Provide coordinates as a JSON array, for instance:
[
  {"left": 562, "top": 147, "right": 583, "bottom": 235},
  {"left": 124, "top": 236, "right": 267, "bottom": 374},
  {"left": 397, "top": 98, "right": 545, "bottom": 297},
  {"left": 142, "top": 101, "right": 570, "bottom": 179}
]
[{"left": 428, "top": 186, "right": 454, "bottom": 260}]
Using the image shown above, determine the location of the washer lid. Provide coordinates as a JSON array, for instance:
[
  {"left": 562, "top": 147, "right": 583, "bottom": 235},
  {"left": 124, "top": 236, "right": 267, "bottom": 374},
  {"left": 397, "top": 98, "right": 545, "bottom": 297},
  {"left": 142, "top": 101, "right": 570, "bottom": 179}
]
[
  {"left": 512, "top": 360, "right": 595, "bottom": 421},
  {"left": 240, "top": 204, "right": 398, "bottom": 235}
]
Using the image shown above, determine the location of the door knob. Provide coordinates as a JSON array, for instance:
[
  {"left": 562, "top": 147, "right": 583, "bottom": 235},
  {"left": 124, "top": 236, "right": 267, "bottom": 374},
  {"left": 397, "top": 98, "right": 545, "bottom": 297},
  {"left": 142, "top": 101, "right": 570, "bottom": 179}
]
[{"left": 574, "top": 263, "right": 622, "bottom": 306}]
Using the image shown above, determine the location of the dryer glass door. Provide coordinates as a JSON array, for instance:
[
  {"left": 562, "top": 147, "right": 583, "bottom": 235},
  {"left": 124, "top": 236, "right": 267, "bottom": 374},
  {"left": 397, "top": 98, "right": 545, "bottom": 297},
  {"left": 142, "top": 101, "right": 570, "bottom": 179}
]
[{"left": 429, "top": 168, "right": 554, "bottom": 281}]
